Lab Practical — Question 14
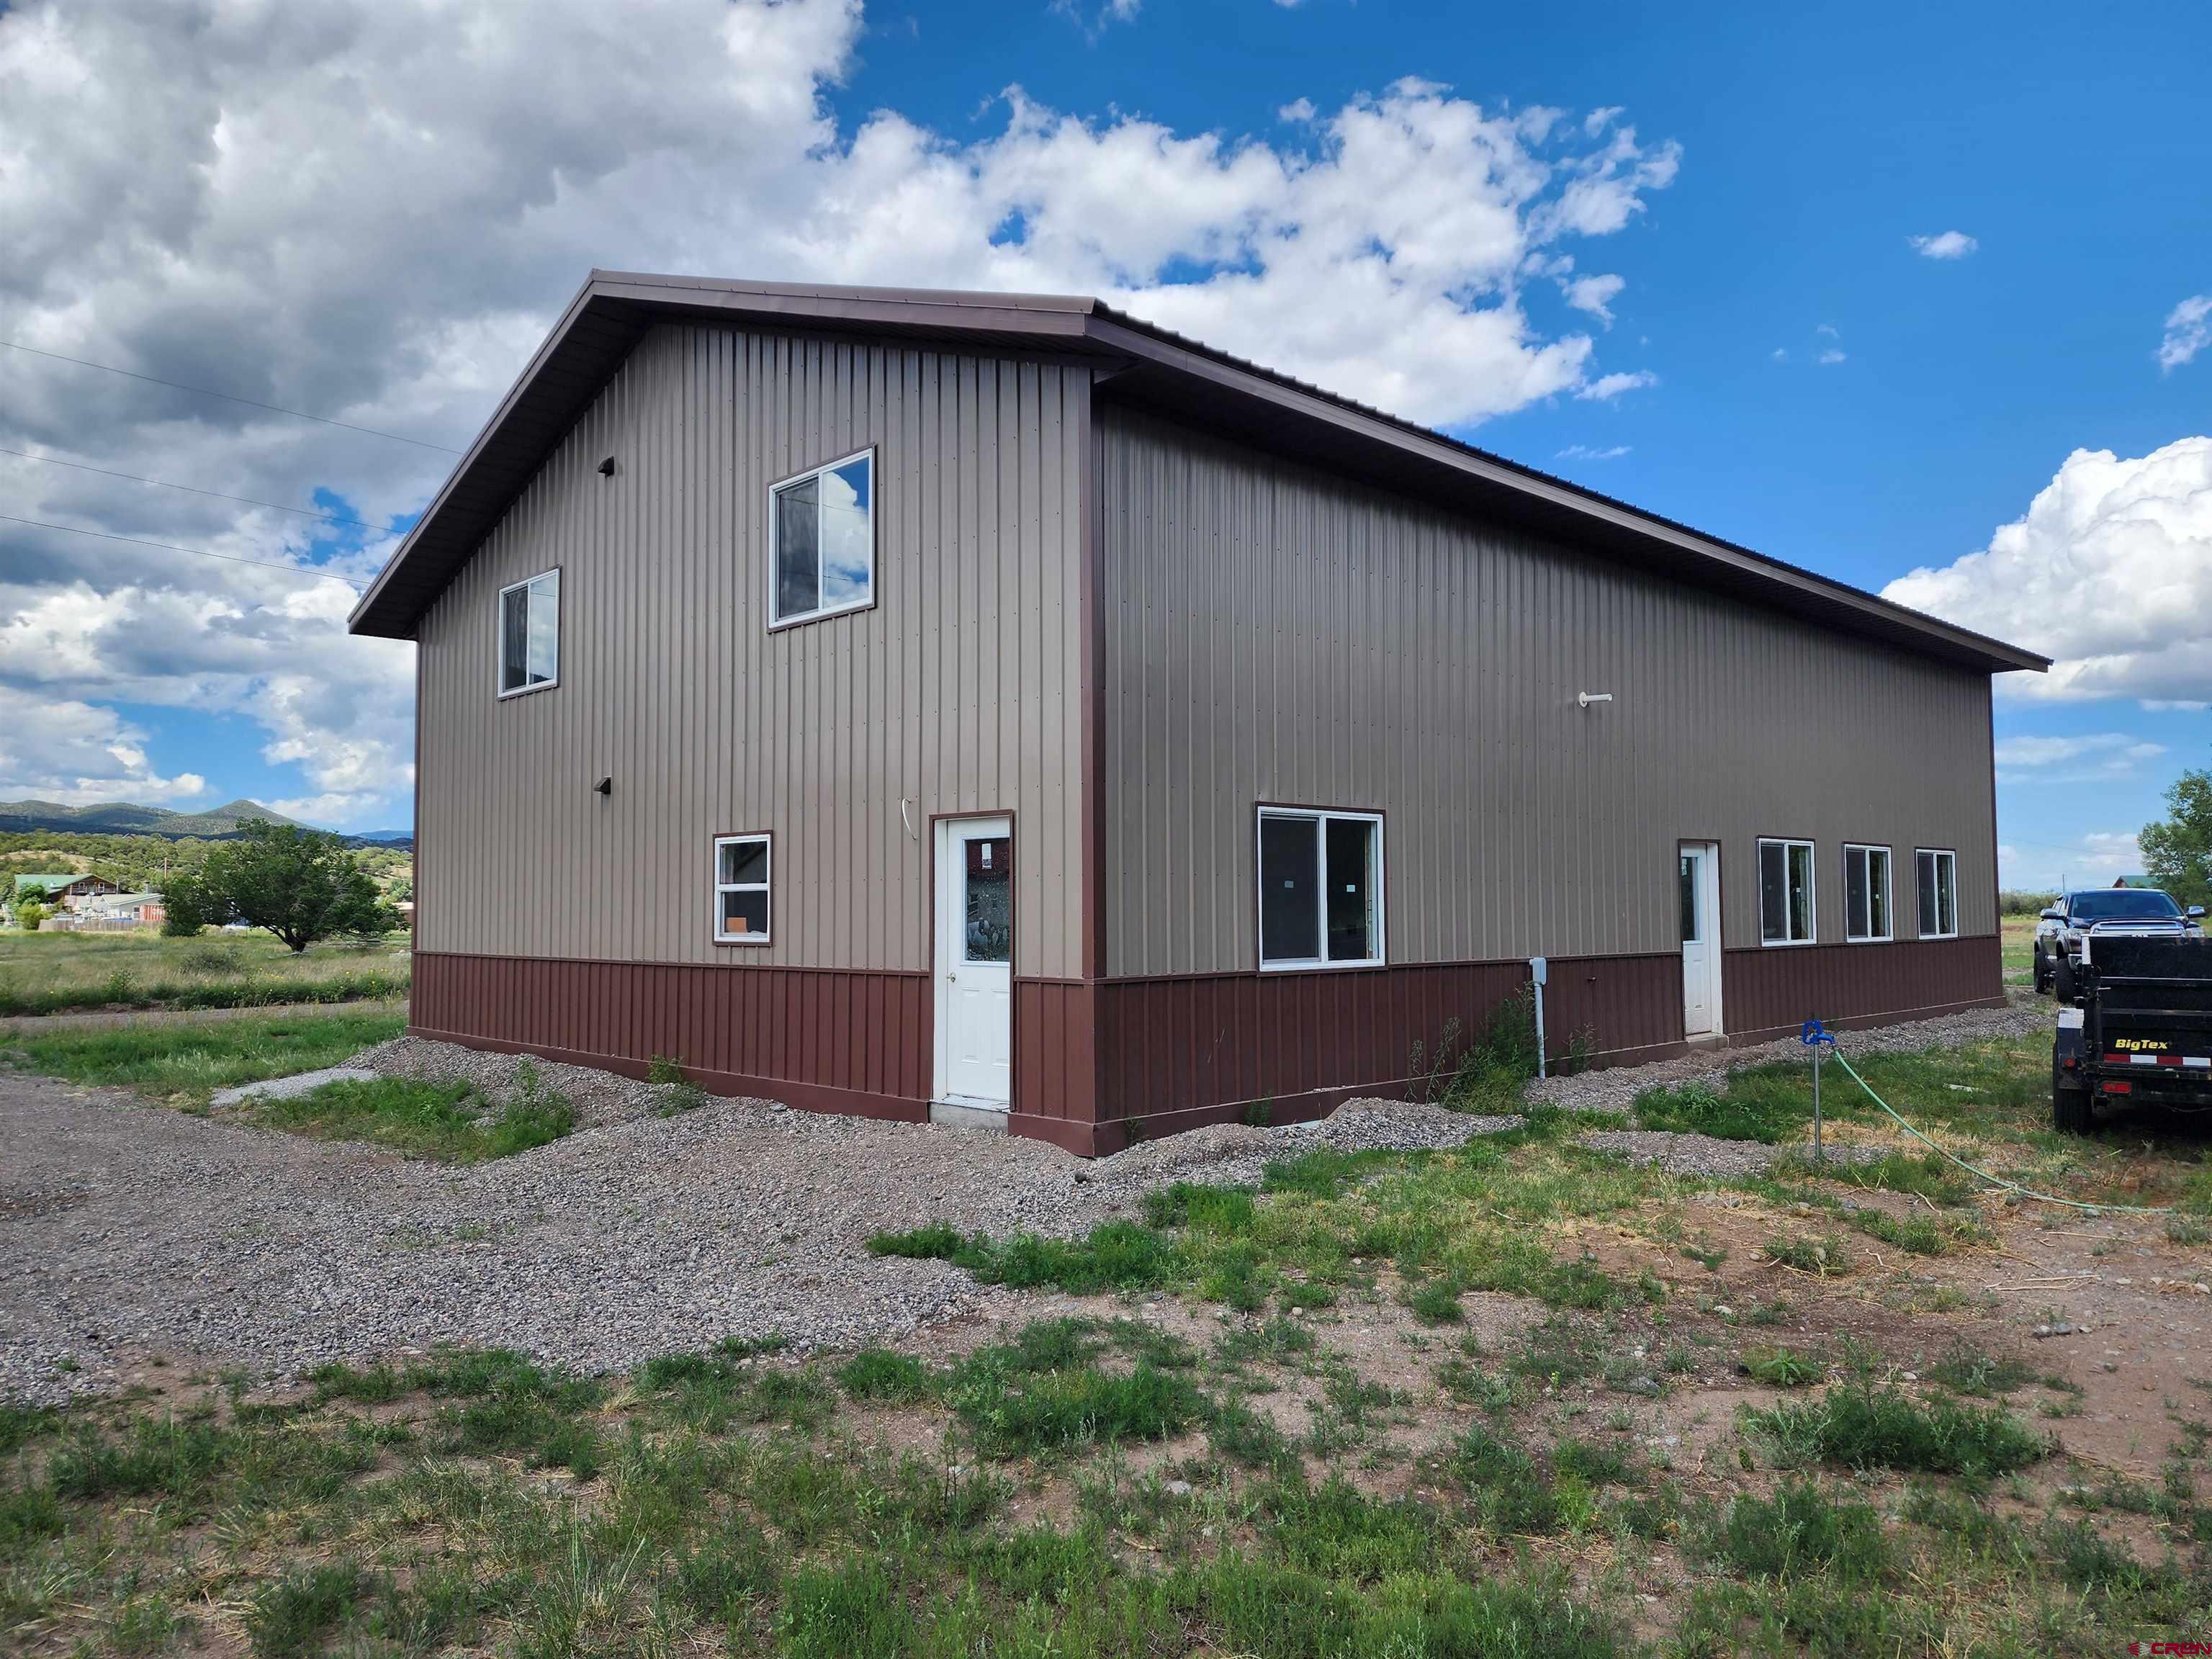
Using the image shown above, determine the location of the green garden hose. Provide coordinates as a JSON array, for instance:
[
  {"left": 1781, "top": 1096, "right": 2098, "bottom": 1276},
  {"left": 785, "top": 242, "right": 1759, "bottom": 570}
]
[{"left": 1825, "top": 1046, "right": 2175, "bottom": 1217}]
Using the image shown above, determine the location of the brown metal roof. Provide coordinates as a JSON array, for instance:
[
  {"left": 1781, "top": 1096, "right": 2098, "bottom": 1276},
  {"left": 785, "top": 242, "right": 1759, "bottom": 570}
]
[{"left": 347, "top": 270, "right": 2048, "bottom": 674}]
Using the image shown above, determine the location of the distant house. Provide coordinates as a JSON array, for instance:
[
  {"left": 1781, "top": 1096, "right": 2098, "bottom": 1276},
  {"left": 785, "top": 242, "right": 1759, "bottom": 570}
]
[
  {"left": 69, "top": 891, "right": 168, "bottom": 931},
  {"left": 350, "top": 273, "right": 2046, "bottom": 1154},
  {"left": 10, "top": 873, "right": 120, "bottom": 914}
]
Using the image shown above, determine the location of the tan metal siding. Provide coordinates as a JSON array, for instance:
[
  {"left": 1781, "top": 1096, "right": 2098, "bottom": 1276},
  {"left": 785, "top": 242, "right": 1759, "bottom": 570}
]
[
  {"left": 1097, "top": 403, "right": 1997, "bottom": 976},
  {"left": 417, "top": 324, "right": 1087, "bottom": 977}
]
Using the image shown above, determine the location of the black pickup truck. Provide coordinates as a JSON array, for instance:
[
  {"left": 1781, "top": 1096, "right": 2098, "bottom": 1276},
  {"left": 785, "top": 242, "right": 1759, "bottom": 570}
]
[{"left": 2052, "top": 931, "right": 2212, "bottom": 1132}]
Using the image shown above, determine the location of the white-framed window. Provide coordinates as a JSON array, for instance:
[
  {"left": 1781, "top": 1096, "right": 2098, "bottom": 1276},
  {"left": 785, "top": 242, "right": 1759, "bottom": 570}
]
[
  {"left": 498, "top": 570, "right": 560, "bottom": 697},
  {"left": 770, "top": 447, "right": 875, "bottom": 628},
  {"left": 713, "top": 835, "right": 772, "bottom": 944},
  {"left": 1843, "top": 843, "right": 1892, "bottom": 943},
  {"left": 1256, "top": 806, "right": 1385, "bottom": 970},
  {"left": 1758, "top": 837, "right": 1817, "bottom": 945},
  {"left": 1916, "top": 848, "right": 1958, "bottom": 940}
]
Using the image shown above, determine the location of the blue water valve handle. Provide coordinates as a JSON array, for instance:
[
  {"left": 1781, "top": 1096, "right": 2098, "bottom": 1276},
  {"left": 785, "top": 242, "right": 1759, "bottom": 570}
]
[{"left": 1800, "top": 1019, "right": 1835, "bottom": 1048}]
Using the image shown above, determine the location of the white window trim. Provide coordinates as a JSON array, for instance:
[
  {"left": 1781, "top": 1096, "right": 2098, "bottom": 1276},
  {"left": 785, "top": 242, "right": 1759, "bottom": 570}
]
[
  {"left": 1256, "top": 806, "right": 1386, "bottom": 972},
  {"left": 496, "top": 569, "right": 561, "bottom": 700},
  {"left": 1843, "top": 842, "right": 1894, "bottom": 943},
  {"left": 1757, "top": 837, "right": 1818, "bottom": 948},
  {"left": 768, "top": 446, "right": 878, "bottom": 631},
  {"left": 713, "top": 833, "right": 773, "bottom": 946},
  {"left": 1916, "top": 847, "right": 1959, "bottom": 940}
]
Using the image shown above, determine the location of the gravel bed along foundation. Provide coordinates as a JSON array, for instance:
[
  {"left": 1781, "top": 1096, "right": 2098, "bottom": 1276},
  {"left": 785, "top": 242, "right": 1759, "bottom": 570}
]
[
  {"left": 0, "top": 1049, "right": 1517, "bottom": 1405},
  {"left": 1524, "top": 992, "right": 2050, "bottom": 1118}
]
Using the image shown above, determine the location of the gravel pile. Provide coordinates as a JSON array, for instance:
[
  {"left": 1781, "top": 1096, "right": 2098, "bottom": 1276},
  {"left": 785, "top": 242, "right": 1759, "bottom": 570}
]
[
  {"left": 355, "top": 1034, "right": 670, "bottom": 1129},
  {"left": 1075, "top": 1100, "right": 1521, "bottom": 1212},
  {"left": 0, "top": 1053, "right": 1518, "bottom": 1405},
  {"left": 1575, "top": 1129, "right": 1887, "bottom": 1179},
  {"left": 1527, "top": 992, "right": 2049, "bottom": 1118}
]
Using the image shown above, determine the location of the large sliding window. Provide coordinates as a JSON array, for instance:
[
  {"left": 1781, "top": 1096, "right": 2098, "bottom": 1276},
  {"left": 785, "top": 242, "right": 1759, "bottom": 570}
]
[
  {"left": 770, "top": 449, "right": 875, "bottom": 627},
  {"left": 1916, "top": 848, "right": 1958, "bottom": 939},
  {"left": 1758, "top": 837, "right": 1817, "bottom": 945},
  {"left": 1257, "top": 807, "right": 1384, "bottom": 970},
  {"left": 498, "top": 570, "right": 560, "bottom": 697},
  {"left": 1843, "top": 844, "right": 1892, "bottom": 943}
]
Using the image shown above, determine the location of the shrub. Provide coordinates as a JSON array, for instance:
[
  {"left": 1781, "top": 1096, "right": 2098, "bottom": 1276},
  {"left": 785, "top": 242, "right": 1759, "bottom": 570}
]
[
  {"left": 1745, "top": 1385, "right": 2050, "bottom": 1479},
  {"left": 1695, "top": 1480, "right": 1892, "bottom": 1583},
  {"left": 1739, "top": 1346, "right": 1825, "bottom": 1387}
]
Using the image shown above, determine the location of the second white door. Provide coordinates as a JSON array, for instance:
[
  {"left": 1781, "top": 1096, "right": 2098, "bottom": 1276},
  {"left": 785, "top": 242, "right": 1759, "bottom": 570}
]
[
  {"left": 1680, "top": 842, "right": 1722, "bottom": 1038},
  {"left": 935, "top": 816, "right": 1013, "bottom": 1107}
]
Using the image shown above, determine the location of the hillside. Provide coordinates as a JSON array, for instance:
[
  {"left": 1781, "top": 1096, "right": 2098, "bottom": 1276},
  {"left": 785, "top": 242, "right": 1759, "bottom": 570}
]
[{"left": 0, "top": 798, "right": 313, "bottom": 840}]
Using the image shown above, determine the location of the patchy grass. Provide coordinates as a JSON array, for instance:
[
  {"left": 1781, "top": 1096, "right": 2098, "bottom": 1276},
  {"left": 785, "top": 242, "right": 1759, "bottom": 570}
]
[
  {"left": 0, "top": 1006, "right": 405, "bottom": 1101},
  {"left": 239, "top": 1066, "right": 572, "bottom": 1161},
  {"left": 0, "top": 927, "right": 410, "bottom": 1017},
  {"left": 11, "top": 1016, "right": 2209, "bottom": 1657},
  {"left": 943, "top": 1319, "right": 1205, "bottom": 1458}
]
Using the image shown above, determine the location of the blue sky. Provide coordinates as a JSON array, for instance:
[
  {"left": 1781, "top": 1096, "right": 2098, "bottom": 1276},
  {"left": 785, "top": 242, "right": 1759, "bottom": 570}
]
[
  {"left": 818, "top": 0, "right": 2211, "bottom": 889},
  {"left": 2, "top": 0, "right": 2206, "bottom": 881}
]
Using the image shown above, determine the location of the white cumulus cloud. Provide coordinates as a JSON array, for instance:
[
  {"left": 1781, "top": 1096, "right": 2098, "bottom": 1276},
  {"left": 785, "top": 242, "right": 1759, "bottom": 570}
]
[
  {"left": 1882, "top": 436, "right": 2212, "bottom": 703},
  {"left": 1575, "top": 370, "right": 1656, "bottom": 401},
  {"left": 2160, "top": 295, "right": 2211, "bottom": 372},
  {"left": 1908, "top": 230, "right": 1978, "bottom": 259},
  {"left": 0, "top": 1, "right": 1680, "bottom": 827}
]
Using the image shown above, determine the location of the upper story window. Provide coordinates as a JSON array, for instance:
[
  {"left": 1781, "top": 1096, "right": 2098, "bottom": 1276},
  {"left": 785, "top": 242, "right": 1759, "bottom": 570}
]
[
  {"left": 1843, "top": 844, "right": 1892, "bottom": 943},
  {"left": 770, "top": 448, "right": 875, "bottom": 628},
  {"left": 1258, "top": 806, "right": 1385, "bottom": 970},
  {"left": 1758, "top": 837, "right": 1816, "bottom": 945},
  {"left": 498, "top": 570, "right": 560, "bottom": 697},
  {"left": 1916, "top": 848, "right": 1958, "bottom": 939}
]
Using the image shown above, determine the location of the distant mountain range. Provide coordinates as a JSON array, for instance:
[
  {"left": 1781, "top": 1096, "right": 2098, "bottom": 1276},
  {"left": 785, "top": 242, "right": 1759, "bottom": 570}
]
[{"left": 0, "top": 797, "right": 410, "bottom": 848}]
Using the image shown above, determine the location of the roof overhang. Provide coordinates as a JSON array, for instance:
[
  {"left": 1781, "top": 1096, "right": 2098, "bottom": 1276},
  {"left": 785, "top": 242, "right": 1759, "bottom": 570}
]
[{"left": 349, "top": 271, "right": 2049, "bottom": 676}]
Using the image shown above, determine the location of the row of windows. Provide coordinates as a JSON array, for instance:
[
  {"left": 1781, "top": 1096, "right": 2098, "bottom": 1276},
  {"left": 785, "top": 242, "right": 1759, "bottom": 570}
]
[
  {"left": 697, "top": 821, "right": 1960, "bottom": 963},
  {"left": 497, "top": 451, "right": 878, "bottom": 696},
  {"left": 1758, "top": 838, "right": 1956, "bottom": 946}
]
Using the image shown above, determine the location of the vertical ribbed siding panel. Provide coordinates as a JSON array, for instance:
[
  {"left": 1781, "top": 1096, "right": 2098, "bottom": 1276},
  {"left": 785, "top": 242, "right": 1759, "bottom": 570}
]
[
  {"left": 414, "top": 323, "right": 1087, "bottom": 982},
  {"left": 1096, "top": 403, "right": 2000, "bottom": 977}
]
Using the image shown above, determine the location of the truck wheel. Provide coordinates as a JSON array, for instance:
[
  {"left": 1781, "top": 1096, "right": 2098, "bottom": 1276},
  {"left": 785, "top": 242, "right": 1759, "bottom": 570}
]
[
  {"left": 2033, "top": 948, "right": 2050, "bottom": 994},
  {"left": 2054, "top": 956, "right": 2078, "bottom": 1004},
  {"left": 2051, "top": 1058, "right": 2092, "bottom": 1135}
]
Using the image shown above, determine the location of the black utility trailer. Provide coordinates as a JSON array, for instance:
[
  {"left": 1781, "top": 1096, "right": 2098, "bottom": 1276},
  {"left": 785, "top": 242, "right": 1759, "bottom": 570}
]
[{"left": 2052, "top": 931, "right": 2212, "bottom": 1133}]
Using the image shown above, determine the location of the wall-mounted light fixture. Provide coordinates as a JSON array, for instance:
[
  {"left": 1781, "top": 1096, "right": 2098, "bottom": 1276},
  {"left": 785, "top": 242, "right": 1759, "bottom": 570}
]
[
  {"left": 593, "top": 776, "right": 613, "bottom": 796},
  {"left": 1576, "top": 691, "right": 1614, "bottom": 709},
  {"left": 597, "top": 456, "right": 616, "bottom": 477}
]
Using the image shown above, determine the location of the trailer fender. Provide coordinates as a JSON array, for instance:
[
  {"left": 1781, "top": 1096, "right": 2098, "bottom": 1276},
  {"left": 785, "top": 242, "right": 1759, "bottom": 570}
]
[{"left": 2054, "top": 1007, "right": 2085, "bottom": 1071}]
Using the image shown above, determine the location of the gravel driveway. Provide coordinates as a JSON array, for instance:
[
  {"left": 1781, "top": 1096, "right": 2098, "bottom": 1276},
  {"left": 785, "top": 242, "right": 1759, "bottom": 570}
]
[{"left": 0, "top": 1061, "right": 1506, "bottom": 1406}]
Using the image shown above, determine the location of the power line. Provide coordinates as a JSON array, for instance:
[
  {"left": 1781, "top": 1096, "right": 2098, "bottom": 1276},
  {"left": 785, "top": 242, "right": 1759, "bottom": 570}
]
[
  {"left": 0, "top": 513, "right": 369, "bottom": 590},
  {"left": 1, "top": 340, "right": 462, "bottom": 454},
  {"left": 0, "top": 445, "right": 393, "bottom": 534}
]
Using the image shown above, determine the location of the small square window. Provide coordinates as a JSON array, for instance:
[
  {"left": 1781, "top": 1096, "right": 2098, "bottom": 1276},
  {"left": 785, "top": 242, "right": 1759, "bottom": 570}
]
[
  {"left": 1844, "top": 845, "right": 1892, "bottom": 943},
  {"left": 714, "top": 835, "right": 771, "bottom": 944},
  {"left": 498, "top": 570, "right": 559, "bottom": 696},
  {"left": 1258, "top": 807, "right": 1384, "bottom": 969},
  {"left": 1758, "top": 838, "right": 1816, "bottom": 945},
  {"left": 1916, "top": 849, "right": 1958, "bottom": 939},
  {"left": 771, "top": 449, "right": 875, "bottom": 627}
]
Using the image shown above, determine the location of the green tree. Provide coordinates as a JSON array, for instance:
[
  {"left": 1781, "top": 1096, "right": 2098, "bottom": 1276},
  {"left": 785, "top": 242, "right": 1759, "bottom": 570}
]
[
  {"left": 2140, "top": 769, "right": 2212, "bottom": 911},
  {"left": 13, "top": 899, "right": 49, "bottom": 933},
  {"left": 159, "top": 874, "right": 210, "bottom": 937},
  {"left": 188, "top": 821, "right": 397, "bottom": 953}
]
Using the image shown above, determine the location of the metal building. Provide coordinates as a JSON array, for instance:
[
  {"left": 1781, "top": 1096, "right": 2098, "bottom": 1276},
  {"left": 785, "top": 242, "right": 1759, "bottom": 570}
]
[{"left": 351, "top": 272, "right": 2046, "bottom": 1154}]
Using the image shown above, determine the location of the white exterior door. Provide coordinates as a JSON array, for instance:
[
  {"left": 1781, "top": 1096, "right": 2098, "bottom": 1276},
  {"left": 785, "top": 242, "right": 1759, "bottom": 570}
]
[
  {"left": 935, "top": 816, "right": 1013, "bottom": 1107},
  {"left": 1680, "top": 842, "right": 1722, "bottom": 1038}
]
